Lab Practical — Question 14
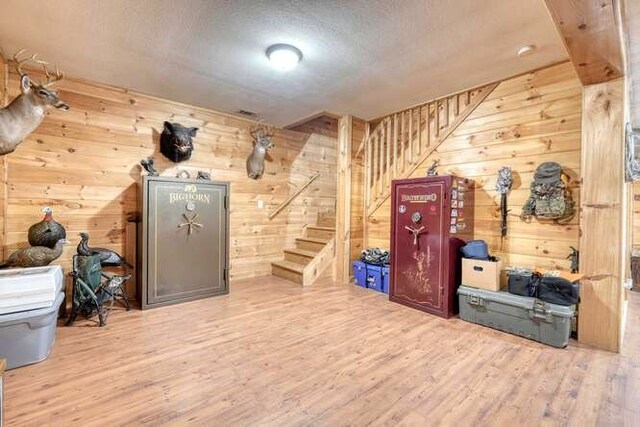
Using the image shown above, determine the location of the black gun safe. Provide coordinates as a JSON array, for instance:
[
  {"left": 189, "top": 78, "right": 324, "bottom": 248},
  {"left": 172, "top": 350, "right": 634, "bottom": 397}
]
[{"left": 138, "top": 176, "right": 229, "bottom": 309}]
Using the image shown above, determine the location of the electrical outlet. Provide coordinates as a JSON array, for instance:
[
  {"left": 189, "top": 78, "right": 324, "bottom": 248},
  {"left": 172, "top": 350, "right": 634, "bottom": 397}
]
[{"left": 257, "top": 200, "right": 265, "bottom": 209}]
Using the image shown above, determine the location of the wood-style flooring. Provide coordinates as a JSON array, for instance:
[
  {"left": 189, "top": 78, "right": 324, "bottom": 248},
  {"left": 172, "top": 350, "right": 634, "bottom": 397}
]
[{"left": 5, "top": 277, "right": 640, "bottom": 426}]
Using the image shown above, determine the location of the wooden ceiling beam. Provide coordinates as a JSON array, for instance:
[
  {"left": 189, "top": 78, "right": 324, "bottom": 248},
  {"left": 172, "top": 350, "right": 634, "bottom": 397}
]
[{"left": 544, "top": 0, "right": 624, "bottom": 85}]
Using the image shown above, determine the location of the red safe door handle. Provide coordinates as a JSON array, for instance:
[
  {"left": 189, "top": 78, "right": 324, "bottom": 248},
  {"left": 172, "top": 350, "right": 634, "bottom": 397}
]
[{"left": 404, "top": 225, "right": 426, "bottom": 245}]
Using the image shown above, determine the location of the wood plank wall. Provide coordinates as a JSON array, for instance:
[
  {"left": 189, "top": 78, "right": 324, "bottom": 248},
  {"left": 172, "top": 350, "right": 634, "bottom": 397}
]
[
  {"left": 366, "top": 62, "right": 582, "bottom": 271},
  {"left": 1, "top": 62, "right": 337, "bottom": 286}
]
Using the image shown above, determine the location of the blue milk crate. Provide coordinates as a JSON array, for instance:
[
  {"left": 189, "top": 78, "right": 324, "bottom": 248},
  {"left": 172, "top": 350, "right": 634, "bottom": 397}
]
[
  {"left": 381, "top": 266, "right": 391, "bottom": 294},
  {"left": 353, "top": 261, "right": 367, "bottom": 287},
  {"left": 366, "top": 265, "right": 384, "bottom": 292}
]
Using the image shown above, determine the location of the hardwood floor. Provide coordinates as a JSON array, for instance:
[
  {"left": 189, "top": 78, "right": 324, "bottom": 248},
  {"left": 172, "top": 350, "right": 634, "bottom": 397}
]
[{"left": 5, "top": 277, "right": 640, "bottom": 426}]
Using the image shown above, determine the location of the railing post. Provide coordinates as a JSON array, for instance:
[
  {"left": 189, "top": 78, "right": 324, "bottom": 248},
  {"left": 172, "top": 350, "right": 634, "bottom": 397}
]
[{"left": 335, "top": 114, "right": 352, "bottom": 283}]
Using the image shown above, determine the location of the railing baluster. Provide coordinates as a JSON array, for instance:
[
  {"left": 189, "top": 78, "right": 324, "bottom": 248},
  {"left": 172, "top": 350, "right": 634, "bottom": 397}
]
[
  {"left": 400, "top": 111, "right": 406, "bottom": 172},
  {"left": 435, "top": 100, "right": 440, "bottom": 137},
  {"left": 365, "top": 129, "right": 371, "bottom": 211},
  {"left": 372, "top": 131, "right": 378, "bottom": 202},
  {"left": 408, "top": 109, "right": 414, "bottom": 166},
  {"left": 386, "top": 118, "right": 391, "bottom": 189},
  {"left": 378, "top": 126, "right": 384, "bottom": 197},
  {"left": 417, "top": 106, "right": 422, "bottom": 157},
  {"left": 393, "top": 114, "right": 399, "bottom": 177}
]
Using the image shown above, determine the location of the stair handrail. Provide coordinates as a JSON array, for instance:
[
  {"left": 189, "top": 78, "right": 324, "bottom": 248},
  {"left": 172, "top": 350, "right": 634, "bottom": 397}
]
[
  {"left": 364, "top": 82, "right": 498, "bottom": 217},
  {"left": 269, "top": 172, "right": 321, "bottom": 220}
]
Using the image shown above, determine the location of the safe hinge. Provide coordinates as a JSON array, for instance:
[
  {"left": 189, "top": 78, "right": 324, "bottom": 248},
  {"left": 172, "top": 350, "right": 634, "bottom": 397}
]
[
  {"left": 224, "top": 196, "right": 228, "bottom": 210},
  {"left": 223, "top": 268, "right": 227, "bottom": 283}
]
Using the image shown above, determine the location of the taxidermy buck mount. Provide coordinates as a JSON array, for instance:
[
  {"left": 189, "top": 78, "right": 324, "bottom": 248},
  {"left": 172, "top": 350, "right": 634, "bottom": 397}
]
[
  {"left": 160, "top": 121, "right": 198, "bottom": 163},
  {"left": 246, "top": 123, "right": 275, "bottom": 180},
  {"left": 0, "top": 49, "right": 68, "bottom": 155}
]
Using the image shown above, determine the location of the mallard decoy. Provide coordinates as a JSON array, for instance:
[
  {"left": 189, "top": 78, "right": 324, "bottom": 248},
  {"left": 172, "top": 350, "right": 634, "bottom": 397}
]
[
  {"left": 27, "top": 207, "right": 66, "bottom": 249},
  {"left": 196, "top": 171, "right": 211, "bottom": 181},
  {"left": 0, "top": 238, "right": 67, "bottom": 269},
  {"left": 77, "top": 232, "right": 132, "bottom": 268},
  {"left": 140, "top": 157, "right": 158, "bottom": 176}
]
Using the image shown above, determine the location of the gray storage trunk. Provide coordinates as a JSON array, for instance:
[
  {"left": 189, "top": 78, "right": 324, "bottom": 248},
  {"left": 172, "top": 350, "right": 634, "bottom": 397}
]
[
  {"left": 0, "top": 291, "right": 64, "bottom": 369},
  {"left": 457, "top": 286, "right": 575, "bottom": 348}
]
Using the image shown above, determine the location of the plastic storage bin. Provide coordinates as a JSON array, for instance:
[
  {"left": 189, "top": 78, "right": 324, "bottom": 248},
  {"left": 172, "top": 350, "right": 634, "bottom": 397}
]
[
  {"left": 0, "top": 291, "right": 64, "bottom": 369},
  {"left": 366, "top": 265, "right": 384, "bottom": 292},
  {"left": 457, "top": 286, "right": 575, "bottom": 348},
  {"left": 381, "top": 266, "right": 391, "bottom": 294},
  {"left": 353, "top": 261, "right": 367, "bottom": 287},
  {"left": 0, "top": 265, "right": 64, "bottom": 315}
]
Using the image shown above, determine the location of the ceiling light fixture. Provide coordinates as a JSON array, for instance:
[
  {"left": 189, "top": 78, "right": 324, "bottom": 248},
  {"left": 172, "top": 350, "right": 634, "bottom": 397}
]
[
  {"left": 517, "top": 44, "right": 537, "bottom": 57},
  {"left": 266, "top": 44, "right": 303, "bottom": 71}
]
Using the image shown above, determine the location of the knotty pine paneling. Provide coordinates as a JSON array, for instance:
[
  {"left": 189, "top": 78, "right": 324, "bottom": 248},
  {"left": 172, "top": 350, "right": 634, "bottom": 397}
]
[
  {"left": 366, "top": 62, "right": 582, "bottom": 271},
  {"left": 2, "top": 64, "right": 336, "bottom": 283}
]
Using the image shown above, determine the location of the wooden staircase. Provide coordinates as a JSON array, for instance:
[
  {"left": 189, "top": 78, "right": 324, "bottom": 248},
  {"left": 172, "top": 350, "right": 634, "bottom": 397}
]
[
  {"left": 271, "top": 217, "right": 336, "bottom": 286},
  {"left": 362, "top": 83, "right": 499, "bottom": 217}
]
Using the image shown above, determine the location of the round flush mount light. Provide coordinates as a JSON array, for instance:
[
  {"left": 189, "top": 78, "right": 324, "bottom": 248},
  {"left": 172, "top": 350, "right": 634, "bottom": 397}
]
[
  {"left": 517, "top": 44, "right": 537, "bottom": 57},
  {"left": 266, "top": 44, "right": 303, "bottom": 71}
]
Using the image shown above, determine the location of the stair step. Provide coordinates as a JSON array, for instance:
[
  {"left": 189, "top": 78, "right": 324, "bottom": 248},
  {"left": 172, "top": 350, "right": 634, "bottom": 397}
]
[
  {"left": 271, "top": 260, "right": 304, "bottom": 284},
  {"left": 306, "top": 226, "right": 335, "bottom": 239},
  {"left": 284, "top": 248, "right": 317, "bottom": 265},
  {"left": 295, "top": 237, "right": 329, "bottom": 252}
]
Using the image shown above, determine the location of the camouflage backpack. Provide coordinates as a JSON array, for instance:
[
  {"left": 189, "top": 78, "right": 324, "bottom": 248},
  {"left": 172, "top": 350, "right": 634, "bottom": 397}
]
[{"left": 520, "top": 162, "right": 574, "bottom": 222}]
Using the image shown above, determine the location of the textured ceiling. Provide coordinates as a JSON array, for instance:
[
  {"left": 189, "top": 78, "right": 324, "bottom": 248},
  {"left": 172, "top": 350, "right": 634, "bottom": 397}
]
[{"left": 0, "top": 0, "right": 568, "bottom": 126}]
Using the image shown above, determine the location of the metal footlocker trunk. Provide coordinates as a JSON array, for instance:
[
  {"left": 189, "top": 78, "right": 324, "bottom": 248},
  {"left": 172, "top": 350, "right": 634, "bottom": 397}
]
[{"left": 457, "top": 286, "right": 575, "bottom": 348}]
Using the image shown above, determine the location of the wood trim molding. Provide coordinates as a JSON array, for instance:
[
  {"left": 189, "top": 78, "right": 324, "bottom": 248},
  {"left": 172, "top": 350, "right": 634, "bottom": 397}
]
[{"left": 544, "top": 0, "right": 624, "bottom": 85}]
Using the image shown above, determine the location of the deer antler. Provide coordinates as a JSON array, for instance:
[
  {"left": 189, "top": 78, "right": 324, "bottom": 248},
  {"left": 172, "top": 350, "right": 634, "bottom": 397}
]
[
  {"left": 39, "top": 62, "right": 64, "bottom": 87},
  {"left": 249, "top": 120, "right": 275, "bottom": 139},
  {"left": 12, "top": 49, "right": 64, "bottom": 87},
  {"left": 12, "top": 49, "right": 39, "bottom": 76}
]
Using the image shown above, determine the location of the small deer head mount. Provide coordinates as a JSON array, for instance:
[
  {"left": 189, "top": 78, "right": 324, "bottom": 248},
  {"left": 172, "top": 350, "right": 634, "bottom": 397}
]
[
  {"left": 246, "top": 123, "right": 275, "bottom": 180},
  {"left": 160, "top": 121, "right": 198, "bottom": 163},
  {"left": 0, "top": 49, "right": 68, "bottom": 155}
]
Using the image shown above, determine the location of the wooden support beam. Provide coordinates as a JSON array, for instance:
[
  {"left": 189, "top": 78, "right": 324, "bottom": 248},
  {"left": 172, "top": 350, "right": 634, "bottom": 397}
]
[
  {"left": 621, "top": 0, "right": 640, "bottom": 128},
  {"left": 335, "top": 115, "right": 353, "bottom": 284},
  {"left": 0, "top": 52, "right": 6, "bottom": 260},
  {"left": 363, "top": 122, "right": 371, "bottom": 250},
  {"left": 544, "top": 0, "right": 623, "bottom": 86},
  {"left": 579, "top": 79, "right": 625, "bottom": 352}
]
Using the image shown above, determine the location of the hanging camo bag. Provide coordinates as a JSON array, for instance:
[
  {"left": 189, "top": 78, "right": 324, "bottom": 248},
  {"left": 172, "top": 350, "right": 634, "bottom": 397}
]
[{"left": 520, "top": 162, "right": 574, "bottom": 222}]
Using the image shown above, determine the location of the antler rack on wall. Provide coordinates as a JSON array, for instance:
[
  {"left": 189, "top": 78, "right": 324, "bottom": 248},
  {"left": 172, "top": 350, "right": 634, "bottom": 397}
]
[{"left": 268, "top": 172, "right": 321, "bottom": 220}]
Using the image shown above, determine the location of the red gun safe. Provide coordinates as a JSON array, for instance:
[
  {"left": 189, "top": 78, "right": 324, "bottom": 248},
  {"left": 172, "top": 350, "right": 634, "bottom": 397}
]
[{"left": 389, "top": 176, "right": 474, "bottom": 318}]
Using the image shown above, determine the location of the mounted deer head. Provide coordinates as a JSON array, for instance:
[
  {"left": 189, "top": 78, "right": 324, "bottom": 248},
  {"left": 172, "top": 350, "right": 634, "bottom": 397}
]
[
  {"left": 246, "top": 123, "right": 275, "bottom": 180},
  {"left": 0, "top": 49, "right": 68, "bottom": 155}
]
